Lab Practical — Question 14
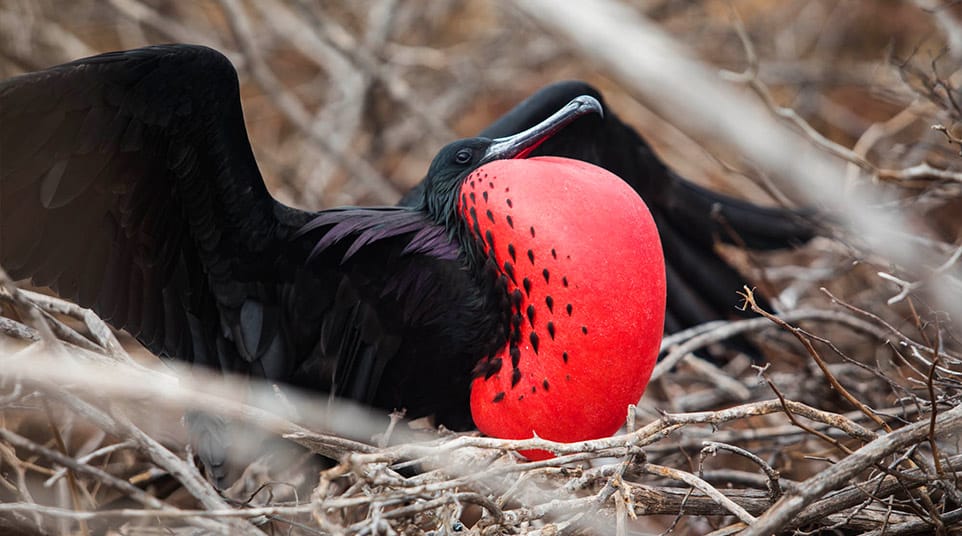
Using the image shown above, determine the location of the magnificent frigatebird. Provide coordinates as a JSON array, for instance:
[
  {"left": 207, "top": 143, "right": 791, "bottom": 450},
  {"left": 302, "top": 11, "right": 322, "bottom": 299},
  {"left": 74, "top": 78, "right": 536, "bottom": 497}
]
[
  {"left": 0, "top": 45, "right": 669, "bottom": 476},
  {"left": 1, "top": 45, "right": 810, "bottom": 475}
]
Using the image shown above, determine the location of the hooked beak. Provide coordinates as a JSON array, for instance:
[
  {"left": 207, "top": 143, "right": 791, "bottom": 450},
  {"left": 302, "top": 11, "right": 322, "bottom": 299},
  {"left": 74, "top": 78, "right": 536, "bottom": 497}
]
[{"left": 480, "top": 95, "right": 603, "bottom": 164}]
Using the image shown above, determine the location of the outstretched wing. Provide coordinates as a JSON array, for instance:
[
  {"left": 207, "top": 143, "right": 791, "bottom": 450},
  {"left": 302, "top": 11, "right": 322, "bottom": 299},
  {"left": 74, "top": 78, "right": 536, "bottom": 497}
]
[
  {"left": 0, "top": 46, "right": 482, "bottom": 415},
  {"left": 402, "top": 81, "right": 815, "bottom": 344},
  {"left": 1, "top": 44, "right": 308, "bottom": 375}
]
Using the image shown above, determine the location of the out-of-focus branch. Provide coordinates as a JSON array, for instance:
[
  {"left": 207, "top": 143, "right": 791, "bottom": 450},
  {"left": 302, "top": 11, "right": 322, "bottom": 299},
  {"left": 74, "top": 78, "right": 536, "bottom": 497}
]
[
  {"left": 914, "top": 0, "right": 962, "bottom": 59},
  {"left": 108, "top": 0, "right": 237, "bottom": 63},
  {"left": 0, "top": 8, "right": 95, "bottom": 68},
  {"left": 218, "top": 0, "right": 401, "bottom": 203},
  {"left": 0, "top": 429, "right": 234, "bottom": 533},
  {"left": 654, "top": 308, "right": 898, "bottom": 380}
]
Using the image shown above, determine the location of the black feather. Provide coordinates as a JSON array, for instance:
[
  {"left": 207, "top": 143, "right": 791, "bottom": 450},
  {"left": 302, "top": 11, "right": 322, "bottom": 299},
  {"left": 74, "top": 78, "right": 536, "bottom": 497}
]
[
  {"left": 0, "top": 45, "right": 505, "bottom": 482},
  {"left": 1, "top": 49, "right": 819, "bottom": 485}
]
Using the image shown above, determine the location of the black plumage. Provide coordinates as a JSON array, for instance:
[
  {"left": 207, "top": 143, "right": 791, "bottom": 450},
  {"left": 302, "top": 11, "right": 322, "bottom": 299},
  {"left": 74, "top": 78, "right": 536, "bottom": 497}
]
[
  {"left": 0, "top": 45, "right": 520, "bottom": 421},
  {"left": 1, "top": 45, "right": 613, "bottom": 481},
  {"left": 1, "top": 46, "right": 813, "bottom": 481}
]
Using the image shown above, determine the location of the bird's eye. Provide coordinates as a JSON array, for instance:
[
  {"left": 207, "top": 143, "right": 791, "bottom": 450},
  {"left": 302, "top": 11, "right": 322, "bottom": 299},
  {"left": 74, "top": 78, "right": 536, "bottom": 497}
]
[{"left": 454, "top": 148, "right": 473, "bottom": 164}]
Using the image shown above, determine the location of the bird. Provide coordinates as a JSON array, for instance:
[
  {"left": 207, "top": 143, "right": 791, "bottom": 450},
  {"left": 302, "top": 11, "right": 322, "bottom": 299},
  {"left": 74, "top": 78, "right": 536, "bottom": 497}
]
[
  {"left": 0, "top": 45, "right": 668, "bottom": 478},
  {"left": 404, "top": 81, "right": 815, "bottom": 355}
]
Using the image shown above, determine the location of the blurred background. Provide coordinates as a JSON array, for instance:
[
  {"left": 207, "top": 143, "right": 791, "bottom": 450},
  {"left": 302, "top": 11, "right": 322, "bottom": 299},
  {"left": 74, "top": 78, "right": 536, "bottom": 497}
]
[{"left": 1, "top": 0, "right": 956, "bottom": 210}]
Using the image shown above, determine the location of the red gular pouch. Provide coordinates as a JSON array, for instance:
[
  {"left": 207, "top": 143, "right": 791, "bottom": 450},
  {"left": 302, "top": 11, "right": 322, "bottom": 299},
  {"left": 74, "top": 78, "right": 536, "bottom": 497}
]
[{"left": 461, "top": 156, "right": 666, "bottom": 460}]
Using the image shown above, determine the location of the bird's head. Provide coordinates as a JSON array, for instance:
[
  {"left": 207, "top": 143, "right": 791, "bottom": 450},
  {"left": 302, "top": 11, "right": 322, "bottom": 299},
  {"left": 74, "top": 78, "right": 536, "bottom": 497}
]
[{"left": 420, "top": 95, "right": 603, "bottom": 228}]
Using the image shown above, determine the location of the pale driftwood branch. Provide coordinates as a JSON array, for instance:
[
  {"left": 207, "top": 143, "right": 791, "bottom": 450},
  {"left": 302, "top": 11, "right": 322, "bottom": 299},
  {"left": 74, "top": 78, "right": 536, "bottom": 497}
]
[
  {"left": 108, "top": 0, "right": 232, "bottom": 54},
  {"left": 741, "top": 287, "right": 891, "bottom": 431},
  {"left": 721, "top": 8, "right": 874, "bottom": 174},
  {"left": 1, "top": 344, "right": 919, "bottom": 457},
  {"left": 43, "top": 440, "right": 137, "bottom": 487},
  {"left": 2, "top": 321, "right": 959, "bottom": 532},
  {"left": 217, "top": 0, "right": 401, "bottom": 203},
  {"left": 861, "top": 508, "right": 962, "bottom": 536},
  {"left": 0, "top": 317, "right": 38, "bottom": 342},
  {"left": 878, "top": 161, "right": 962, "bottom": 184},
  {"left": 0, "top": 8, "right": 95, "bottom": 65},
  {"left": 654, "top": 308, "right": 895, "bottom": 380},
  {"left": 19, "top": 289, "right": 129, "bottom": 361},
  {"left": 0, "top": 429, "right": 236, "bottom": 533},
  {"left": 255, "top": 0, "right": 455, "bottom": 141},
  {"left": 877, "top": 243, "right": 962, "bottom": 305},
  {"left": 820, "top": 287, "right": 962, "bottom": 372},
  {"left": 0, "top": 267, "right": 59, "bottom": 345},
  {"left": 728, "top": 8, "right": 962, "bottom": 205},
  {"left": 0, "top": 501, "right": 309, "bottom": 522},
  {"left": 248, "top": 0, "right": 370, "bottom": 205},
  {"left": 742, "top": 402, "right": 962, "bottom": 535},
  {"left": 701, "top": 441, "right": 782, "bottom": 501},
  {"left": 643, "top": 463, "right": 756, "bottom": 524}
]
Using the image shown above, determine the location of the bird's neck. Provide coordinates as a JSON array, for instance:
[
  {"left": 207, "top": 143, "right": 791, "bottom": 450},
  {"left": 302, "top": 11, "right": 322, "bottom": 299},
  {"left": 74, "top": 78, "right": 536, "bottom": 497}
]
[
  {"left": 431, "top": 192, "right": 515, "bottom": 380},
  {"left": 423, "top": 183, "right": 506, "bottom": 289}
]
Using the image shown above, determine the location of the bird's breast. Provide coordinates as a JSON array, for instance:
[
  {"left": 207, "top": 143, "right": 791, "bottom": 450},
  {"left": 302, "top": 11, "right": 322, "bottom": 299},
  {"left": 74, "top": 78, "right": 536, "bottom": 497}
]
[{"left": 458, "top": 156, "right": 666, "bottom": 457}]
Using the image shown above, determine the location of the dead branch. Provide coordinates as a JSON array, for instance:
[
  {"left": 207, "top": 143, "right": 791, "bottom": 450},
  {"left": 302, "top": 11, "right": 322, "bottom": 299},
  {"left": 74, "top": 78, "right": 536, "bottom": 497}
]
[{"left": 743, "top": 403, "right": 962, "bottom": 535}]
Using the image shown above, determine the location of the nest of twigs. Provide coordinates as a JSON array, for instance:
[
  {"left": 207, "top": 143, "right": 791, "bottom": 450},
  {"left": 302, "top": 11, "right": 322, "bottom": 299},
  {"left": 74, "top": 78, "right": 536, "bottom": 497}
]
[
  {"left": 4, "top": 280, "right": 961, "bottom": 535},
  {"left": 2, "top": 1, "right": 962, "bottom": 534}
]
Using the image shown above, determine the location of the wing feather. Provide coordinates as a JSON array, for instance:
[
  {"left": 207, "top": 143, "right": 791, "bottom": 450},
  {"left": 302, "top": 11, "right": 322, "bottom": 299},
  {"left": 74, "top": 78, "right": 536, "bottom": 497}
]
[{"left": 1, "top": 46, "right": 481, "bottom": 421}]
